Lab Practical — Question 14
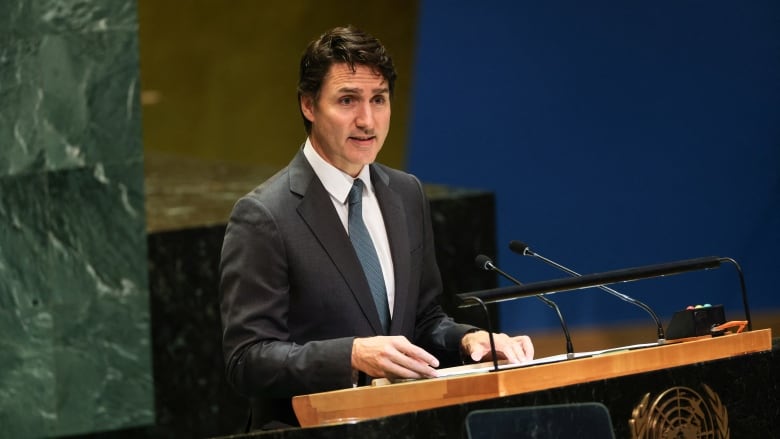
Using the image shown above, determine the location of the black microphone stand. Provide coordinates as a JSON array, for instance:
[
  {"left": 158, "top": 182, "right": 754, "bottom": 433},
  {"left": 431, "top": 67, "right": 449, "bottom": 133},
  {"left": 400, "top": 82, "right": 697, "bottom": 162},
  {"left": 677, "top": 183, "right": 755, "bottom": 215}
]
[
  {"left": 718, "top": 257, "right": 752, "bottom": 331},
  {"left": 509, "top": 241, "right": 666, "bottom": 344},
  {"left": 477, "top": 255, "right": 575, "bottom": 359},
  {"left": 457, "top": 296, "right": 500, "bottom": 372}
]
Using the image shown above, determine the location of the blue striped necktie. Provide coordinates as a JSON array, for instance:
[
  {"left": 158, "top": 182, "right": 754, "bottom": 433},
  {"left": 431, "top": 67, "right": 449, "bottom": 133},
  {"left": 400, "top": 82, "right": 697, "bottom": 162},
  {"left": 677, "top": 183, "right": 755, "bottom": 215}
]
[{"left": 348, "top": 179, "right": 390, "bottom": 333}]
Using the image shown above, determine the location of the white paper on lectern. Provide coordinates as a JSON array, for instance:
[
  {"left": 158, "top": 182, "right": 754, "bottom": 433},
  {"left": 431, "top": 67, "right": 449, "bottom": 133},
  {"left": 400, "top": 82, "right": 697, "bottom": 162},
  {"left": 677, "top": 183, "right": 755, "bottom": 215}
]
[{"left": 434, "top": 341, "right": 661, "bottom": 379}]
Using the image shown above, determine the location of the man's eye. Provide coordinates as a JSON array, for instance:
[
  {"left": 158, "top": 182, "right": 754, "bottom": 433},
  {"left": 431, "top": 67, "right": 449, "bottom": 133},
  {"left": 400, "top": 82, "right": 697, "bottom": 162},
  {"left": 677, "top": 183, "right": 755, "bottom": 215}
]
[
  {"left": 372, "top": 96, "right": 386, "bottom": 104},
  {"left": 339, "top": 97, "right": 354, "bottom": 105}
]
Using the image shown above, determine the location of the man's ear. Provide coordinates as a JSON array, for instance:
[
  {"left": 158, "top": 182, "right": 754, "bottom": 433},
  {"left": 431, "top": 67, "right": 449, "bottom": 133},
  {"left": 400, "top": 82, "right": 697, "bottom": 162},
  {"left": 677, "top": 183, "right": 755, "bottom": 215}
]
[{"left": 300, "top": 95, "right": 315, "bottom": 123}]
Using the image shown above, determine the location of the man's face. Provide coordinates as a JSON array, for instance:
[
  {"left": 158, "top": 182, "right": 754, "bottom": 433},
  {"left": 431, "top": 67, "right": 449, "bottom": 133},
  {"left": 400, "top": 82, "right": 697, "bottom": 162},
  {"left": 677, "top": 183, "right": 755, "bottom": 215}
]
[{"left": 301, "top": 63, "right": 391, "bottom": 177}]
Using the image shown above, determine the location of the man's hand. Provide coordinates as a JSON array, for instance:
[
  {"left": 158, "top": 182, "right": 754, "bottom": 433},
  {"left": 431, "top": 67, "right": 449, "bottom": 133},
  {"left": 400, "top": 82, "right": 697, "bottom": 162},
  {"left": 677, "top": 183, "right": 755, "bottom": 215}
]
[
  {"left": 461, "top": 331, "right": 534, "bottom": 364},
  {"left": 352, "top": 336, "right": 440, "bottom": 379}
]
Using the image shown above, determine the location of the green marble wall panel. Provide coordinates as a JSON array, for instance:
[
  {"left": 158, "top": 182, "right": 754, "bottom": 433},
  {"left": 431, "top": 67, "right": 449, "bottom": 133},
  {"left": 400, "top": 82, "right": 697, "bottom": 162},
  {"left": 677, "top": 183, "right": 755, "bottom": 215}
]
[
  {"left": 0, "top": 0, "right": 153, "bottom": 437},
  {"left": 0, "top": 171, "right": 57, "bottom": 438},
  {"left": 1, "top": 17, "right": 141, "bottom": 174}
]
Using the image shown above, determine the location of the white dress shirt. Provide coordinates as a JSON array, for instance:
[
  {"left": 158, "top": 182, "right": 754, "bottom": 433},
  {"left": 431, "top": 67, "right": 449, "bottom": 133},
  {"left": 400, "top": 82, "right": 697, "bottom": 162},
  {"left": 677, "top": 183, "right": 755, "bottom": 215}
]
[{"left": 303, "top": 139, "right": 396, "bottom": 317}]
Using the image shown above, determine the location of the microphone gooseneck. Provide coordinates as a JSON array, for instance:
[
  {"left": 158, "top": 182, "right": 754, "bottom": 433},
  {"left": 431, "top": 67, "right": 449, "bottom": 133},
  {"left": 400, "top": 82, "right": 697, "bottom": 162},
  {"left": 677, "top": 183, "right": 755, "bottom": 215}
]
[
  {"left": 509, "top": 241, "right": 666, "bottom": 343},
  {"left": 475, "top": 255, "right": 575, "bottom": 359},
  {"left": 717, "top": 257, "right": 752, "bottom": 331},
  {"left": 457, "top": 295, "right": 500, "bottom": 372}
]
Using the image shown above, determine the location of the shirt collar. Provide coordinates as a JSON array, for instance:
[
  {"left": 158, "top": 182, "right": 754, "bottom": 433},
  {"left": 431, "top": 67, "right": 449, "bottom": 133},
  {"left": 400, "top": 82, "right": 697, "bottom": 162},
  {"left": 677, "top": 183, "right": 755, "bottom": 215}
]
[{"left": 303, "top": 138, "right": 375, "bottom": 204}]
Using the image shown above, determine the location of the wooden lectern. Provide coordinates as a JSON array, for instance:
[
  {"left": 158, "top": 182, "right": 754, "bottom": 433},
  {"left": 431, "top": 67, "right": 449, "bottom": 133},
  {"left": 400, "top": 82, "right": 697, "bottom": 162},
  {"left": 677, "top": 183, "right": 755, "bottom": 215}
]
[{"left": 293, "top": 329, "right": 772, "bottom": 427}]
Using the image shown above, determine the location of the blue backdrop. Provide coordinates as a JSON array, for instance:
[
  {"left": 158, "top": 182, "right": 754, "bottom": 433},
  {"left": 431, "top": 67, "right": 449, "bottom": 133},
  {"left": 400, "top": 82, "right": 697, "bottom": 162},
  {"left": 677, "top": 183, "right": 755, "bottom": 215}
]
[{"left": 407, "top": 1, "right": 780, "bottom": 334}]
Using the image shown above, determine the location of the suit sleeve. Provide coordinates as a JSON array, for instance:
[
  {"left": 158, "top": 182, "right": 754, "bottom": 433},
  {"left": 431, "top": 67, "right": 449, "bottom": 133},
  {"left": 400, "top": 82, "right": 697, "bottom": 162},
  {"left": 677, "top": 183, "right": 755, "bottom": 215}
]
[
  {"left": 219, "top": 195, "right": 354, "bottom": 398},
  {"left": 407, "top": 176, "right": 479, "bottom": 366}
]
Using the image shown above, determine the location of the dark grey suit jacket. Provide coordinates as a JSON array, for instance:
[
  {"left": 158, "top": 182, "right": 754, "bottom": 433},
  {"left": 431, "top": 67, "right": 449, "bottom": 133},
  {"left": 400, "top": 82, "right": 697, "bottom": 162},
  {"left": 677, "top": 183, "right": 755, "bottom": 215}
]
[{"left": 219, "top": 150, "right": 476, "bottom": 428}]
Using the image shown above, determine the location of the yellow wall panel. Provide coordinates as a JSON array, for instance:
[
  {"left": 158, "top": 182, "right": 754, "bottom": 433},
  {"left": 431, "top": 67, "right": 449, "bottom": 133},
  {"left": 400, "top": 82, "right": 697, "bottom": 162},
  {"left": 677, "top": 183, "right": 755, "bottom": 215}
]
[{"left": 138, "top": 0, "right": 419, "bottom": 170}]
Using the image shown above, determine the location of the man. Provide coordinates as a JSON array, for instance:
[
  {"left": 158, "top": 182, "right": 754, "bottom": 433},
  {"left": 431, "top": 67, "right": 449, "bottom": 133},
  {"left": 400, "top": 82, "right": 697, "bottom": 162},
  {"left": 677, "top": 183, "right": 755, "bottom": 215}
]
[{"left": 219, "top": 25, "right": 534, "bottom": 430}]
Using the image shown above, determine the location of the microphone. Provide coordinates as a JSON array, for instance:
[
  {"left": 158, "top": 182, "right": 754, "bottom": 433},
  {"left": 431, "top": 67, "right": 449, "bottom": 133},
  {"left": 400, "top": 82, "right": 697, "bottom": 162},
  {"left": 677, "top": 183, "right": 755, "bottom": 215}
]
[
  {"left": 475, "top": 254, "right": 575, "bottom": 359},
  {"left": 508, "top": 241, "right": 666, "bottom": 343}
]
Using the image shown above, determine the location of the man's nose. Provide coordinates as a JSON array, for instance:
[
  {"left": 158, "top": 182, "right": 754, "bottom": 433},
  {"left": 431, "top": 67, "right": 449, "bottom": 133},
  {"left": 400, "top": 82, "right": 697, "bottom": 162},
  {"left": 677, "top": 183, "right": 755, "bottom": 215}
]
[{"left": 355, "top": 103, "right": 374, "bottom": 130}]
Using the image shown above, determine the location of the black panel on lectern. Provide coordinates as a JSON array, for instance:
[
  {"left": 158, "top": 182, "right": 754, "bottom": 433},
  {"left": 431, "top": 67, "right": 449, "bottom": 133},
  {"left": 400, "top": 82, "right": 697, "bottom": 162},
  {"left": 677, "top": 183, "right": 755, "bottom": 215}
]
[{"left": 465, "top": 402, "right": 616, "bottom": 439}]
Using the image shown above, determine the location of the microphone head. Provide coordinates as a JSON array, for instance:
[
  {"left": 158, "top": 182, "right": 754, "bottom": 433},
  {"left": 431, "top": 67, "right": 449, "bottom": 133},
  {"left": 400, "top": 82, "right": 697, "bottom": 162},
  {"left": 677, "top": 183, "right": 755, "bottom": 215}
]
[
  {"left": 474, "top": 254, "right": 494, "bottom": 271},
  {"left": 509, "top": 240, "right": 531, "bottom": 256}
]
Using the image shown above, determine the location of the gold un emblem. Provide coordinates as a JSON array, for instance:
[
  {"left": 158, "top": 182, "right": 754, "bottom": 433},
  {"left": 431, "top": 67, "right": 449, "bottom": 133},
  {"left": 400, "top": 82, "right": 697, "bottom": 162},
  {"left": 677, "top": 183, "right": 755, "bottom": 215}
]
[{"left": 630, "top": 384, "right": 729, "bottom": 439}]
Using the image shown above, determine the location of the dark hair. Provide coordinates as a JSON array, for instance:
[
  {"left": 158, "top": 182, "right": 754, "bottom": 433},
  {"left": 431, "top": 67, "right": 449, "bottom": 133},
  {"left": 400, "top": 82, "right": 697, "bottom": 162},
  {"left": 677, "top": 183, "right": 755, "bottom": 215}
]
[{"left": 298, "top": 26, "right": 397, "bottom": 134}]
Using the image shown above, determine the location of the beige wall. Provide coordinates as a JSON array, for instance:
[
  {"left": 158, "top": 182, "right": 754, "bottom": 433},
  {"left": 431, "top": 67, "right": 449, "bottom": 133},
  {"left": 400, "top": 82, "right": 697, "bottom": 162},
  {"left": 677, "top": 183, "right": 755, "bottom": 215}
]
[{"left": 138, "top": 0, "right": 419, "bottom": 170}]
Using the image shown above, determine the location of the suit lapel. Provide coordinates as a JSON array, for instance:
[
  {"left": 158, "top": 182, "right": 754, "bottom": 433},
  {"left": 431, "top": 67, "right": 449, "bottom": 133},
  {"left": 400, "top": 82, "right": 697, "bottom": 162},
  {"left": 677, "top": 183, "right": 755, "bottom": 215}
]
[
  {"left": 291, "top": 151, "right": 387, "bottom": 335},
  {"left": 371, "top": 166, "right": 410, "bottom": 335}
]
